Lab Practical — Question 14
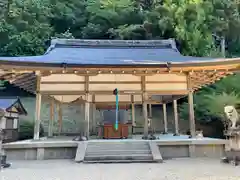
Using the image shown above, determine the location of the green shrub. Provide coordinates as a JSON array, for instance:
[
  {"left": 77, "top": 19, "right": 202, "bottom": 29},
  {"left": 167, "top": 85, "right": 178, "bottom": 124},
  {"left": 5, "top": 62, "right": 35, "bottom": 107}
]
[{"left": 18, "top": 120, "right": 44, "bottom": 140}]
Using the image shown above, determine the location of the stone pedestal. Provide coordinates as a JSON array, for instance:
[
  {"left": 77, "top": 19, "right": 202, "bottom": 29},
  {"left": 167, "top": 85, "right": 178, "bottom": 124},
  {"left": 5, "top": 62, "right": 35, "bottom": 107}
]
[
  {"left": 1, "top": 155, "right": 10, "bottom": 168},
  {"left": 221, "top": 128, "right": 240, "bottom": 166},
  {"left": 0, "top": 129, "right": 11, "bottom": 168}
]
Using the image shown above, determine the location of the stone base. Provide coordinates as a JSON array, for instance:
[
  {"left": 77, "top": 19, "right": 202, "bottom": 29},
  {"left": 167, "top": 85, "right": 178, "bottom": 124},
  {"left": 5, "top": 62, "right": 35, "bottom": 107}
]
[
  {"left": 224, "top": 128, "right": 240, "bottom": 136},
  {"left": 221, "top": 157, "right": 239, "bottom": 166},
  {"left": 142, "top": 134, "right": 157, "bottom": 140},
  {"left": 1, "top": 155, "right": 11, "bottom": 168},
  {"left": 3, "top": 136, "right": 227, "bottom": 161},
  {"left": 221, "top": 149, "right": 240, "bottom": 166}
]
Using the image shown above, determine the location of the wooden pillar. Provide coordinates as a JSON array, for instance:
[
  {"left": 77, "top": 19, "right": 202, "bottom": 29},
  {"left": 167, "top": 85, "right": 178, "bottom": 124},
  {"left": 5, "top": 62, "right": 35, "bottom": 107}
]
[
  {"left": 188, "top": 91, "right": 196, "bottom": 138},
  {"left": 141, "top": 76, "right": 148, "bottom": 137},
  {"left": 91, "top": 95, "right": 96, "bottom": 135},
  {"left": 187, "top": 73, "right": 196, "bottom": 138},
  {"left": 131, "top": 95, "right": 136, "bottom": 135},
  {"left": 84, "top": 75, "right": 90, "bottom": 138},
  {"left": 131, "top": 104, "right": 136, "bottom": 126},
  {"left": 48, "top": 97, "right": 54, "bottom": 137},
  {"left": 85, "top": 94, "right": 90, "bottom": 138},
  {"left": 57, "top": 102, "right": 62, "bottom": 135},
  {"left": 173, "top": 99, "right": 179, "bottom": 136},
  {"left": 34, "top": 72, "right": 42, "bottom": 140},
  {"left": 162, "top": 103, "right": 168, "bottom": 134},
  {"left": 34, "top": 93, "right": 42, "bottom": 140},
  {"left": 91, "top": 102, "right": 96, "bottom": 134},
  {"left": 148, "top": 104, "right": 152, "bottom": 118},
  {"left": 143, "top": 100, "right": 148, "bottom": 137},
  {"left": 131, "top": 95, "right": 136, "bottom": 126}
]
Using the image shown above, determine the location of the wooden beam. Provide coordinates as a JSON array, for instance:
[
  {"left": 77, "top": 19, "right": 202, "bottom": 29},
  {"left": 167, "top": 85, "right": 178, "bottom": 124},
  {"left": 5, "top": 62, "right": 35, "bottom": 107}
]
[
  {"left": 12, "top": 73, "right": 35, "bottom": 84},
  {"left": 39, "top": 90, "right": 189, "bottom": 96},
  {"left": 15, "top": 80, "right": 36, "bottom": 90},
  {"left": 40, "top": 80, "right": 187, "bottom": 85}
]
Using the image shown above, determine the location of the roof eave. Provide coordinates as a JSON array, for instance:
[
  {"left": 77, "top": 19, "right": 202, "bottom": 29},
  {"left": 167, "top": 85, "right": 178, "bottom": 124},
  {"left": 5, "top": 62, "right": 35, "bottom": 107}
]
[{"left": 0, "top": 57, "right": 239, "bottom": 70}]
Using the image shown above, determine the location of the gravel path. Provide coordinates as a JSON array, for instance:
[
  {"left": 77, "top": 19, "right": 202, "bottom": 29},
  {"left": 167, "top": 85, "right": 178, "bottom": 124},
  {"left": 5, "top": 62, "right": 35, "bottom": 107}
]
[{"left": 1, "top": 158, "right": 240, "bottom": 180}]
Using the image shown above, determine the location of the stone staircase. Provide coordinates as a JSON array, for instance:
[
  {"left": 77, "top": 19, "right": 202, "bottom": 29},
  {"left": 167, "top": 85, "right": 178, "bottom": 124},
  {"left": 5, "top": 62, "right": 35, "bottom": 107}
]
[{"left": 75, "top": 141, "right": 163, "bottom": 163}]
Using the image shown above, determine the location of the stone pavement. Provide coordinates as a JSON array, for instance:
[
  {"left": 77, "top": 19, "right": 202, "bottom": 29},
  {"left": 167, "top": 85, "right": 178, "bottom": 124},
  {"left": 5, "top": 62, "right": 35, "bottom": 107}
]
[{"left": 1, "top": 158, "right": 240, "bottom": 180}]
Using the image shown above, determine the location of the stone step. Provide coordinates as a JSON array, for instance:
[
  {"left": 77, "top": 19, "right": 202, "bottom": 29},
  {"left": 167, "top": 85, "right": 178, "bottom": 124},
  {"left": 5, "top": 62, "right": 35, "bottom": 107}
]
[
  {"left": 88, "top": 142, "right": 148, "bottom": 145},
  {"left": 85, "top": 149, "right": 151, "bottom": 155},
  {"left": 88, "top": 143, "right": 149, "bottom": 146},
  {"left": 87, "top": 142, "right": 149, "bottom": 145},
  {"left": 86, "top": 148, "right": 151, "bottom": 152},
  {"left": 79, "top": 141, "right": 163, "bottom": 164},
  {"left": 86, "top": 146, "right": 149, "bottom": 151},
  {"left": 84, "top": 154, "right": 153, "bottom": 161},
  {"left": 83, "top": 159, "right": 156, "bottom": 163}
]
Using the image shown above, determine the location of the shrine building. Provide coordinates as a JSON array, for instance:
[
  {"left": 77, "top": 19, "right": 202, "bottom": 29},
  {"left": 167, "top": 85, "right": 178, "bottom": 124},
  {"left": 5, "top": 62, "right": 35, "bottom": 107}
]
[{"left": 0, "top": 39, "right": 238, "bottom": 140}]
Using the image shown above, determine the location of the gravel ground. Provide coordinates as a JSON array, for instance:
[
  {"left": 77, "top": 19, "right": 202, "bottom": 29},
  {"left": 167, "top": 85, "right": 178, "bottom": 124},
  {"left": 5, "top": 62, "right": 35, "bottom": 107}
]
[{"left": 1, "top": 158, "right": 240, "bottom": 180}]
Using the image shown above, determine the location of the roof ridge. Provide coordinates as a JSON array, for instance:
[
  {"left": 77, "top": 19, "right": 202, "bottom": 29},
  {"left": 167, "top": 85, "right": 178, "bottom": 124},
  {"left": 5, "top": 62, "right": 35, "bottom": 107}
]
[{"left": 50, "top": 38, "right": 177, "bottom": 49}]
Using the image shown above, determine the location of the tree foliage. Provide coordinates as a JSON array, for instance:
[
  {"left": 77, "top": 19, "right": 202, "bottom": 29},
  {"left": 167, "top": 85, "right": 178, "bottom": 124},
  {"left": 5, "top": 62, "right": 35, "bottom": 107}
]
[
  {"left": 0, "top": 0, "right": 239, "bottom": 57},
  {"left": 0, "top": 0, "right": 240, "bottom": 123}
]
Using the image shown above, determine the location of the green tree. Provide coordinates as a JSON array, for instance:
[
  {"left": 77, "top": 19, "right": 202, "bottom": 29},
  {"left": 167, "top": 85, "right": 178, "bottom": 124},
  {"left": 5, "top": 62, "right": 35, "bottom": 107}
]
[
  {"left": 179, "top": 74, "right": 240, "bottom": 122},
  {"left": 0, "top": 0, "right": 53, "bottom": 56}
]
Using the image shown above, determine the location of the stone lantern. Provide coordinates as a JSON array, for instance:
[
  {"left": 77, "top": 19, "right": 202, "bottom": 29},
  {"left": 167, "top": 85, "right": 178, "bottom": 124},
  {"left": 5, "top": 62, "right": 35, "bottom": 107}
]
[{"left": 0, "top": 129, "right": 10, "bottom": 168}]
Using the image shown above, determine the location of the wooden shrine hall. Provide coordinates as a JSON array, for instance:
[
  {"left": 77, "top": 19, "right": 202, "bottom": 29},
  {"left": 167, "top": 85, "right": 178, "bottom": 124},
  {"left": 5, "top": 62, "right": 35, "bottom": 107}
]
[{"left": 0, "top": 38, "right": 238, "bottom": 140}]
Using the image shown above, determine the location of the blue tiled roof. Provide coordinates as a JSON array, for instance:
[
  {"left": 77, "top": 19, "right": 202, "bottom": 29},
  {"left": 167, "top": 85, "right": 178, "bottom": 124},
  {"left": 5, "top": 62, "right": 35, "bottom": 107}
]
[
  {"left": 0, "top": 39, "right": 214, "bottom": 65},
  {"left": 0, "top": 98, "right": 27, "bottom": 115},
  {"left": 0, "top": 99, "right": 18, "bottom": 109}
]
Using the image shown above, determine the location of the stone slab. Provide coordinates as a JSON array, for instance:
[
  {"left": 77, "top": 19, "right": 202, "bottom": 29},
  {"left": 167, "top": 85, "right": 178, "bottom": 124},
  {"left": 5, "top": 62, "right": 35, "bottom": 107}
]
[
  {"left": 37, "top": 148, "right": 45, "bottom": 160},
  {"left": 149, "top": 141, "right": 163, "bottom": 163},
  {"left": 75, "top": 142, "right": 87, "bottom": 163}
]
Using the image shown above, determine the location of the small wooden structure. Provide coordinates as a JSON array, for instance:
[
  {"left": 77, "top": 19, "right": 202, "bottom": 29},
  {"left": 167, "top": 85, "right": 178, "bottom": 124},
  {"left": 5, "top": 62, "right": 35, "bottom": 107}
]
[
  {"left": 0, "top": 98, "right": 27, "bottom": 142},
  {"left": 0, "top": 39, "right": 238, "bottom": 143},
  {"left": 95, "top": 104, "right": 131, "bottom": 139},
  {"left": 103, "top": 123, "right": 129, "bottom": 139}
]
